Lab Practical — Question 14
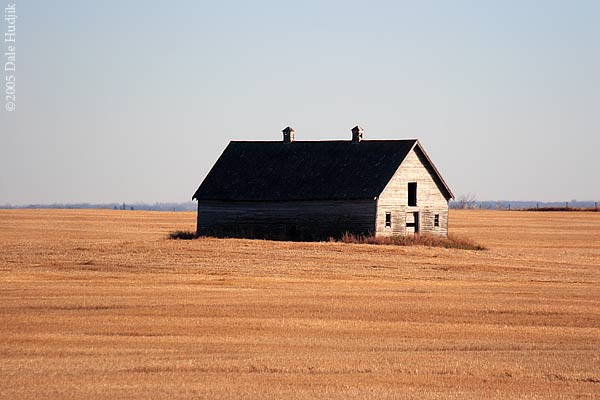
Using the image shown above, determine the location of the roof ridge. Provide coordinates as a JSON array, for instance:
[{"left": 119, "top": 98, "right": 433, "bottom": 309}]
[{"left": 229, "top": 139, "right": 419, "bottom": 143}]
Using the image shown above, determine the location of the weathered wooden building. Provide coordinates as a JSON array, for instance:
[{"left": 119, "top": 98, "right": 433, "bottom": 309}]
[{"left": 193, "top": 126, "right": 454, "bottom": 240}]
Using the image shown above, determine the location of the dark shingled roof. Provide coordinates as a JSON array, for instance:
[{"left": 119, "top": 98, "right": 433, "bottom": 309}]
[{"left": 193, "top": 140, "right": 451, "bottom": 202}]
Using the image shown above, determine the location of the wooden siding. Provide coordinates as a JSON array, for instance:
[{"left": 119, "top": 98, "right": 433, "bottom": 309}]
[
  {"left": 376, "top": 145, "right": 449, "bottom": 236},
  {"left": 197, "top": 199, "right": 376, "bottom": 241}
]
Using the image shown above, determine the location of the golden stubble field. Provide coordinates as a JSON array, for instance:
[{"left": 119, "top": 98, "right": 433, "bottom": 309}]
[{"left": 0, "top": 209, "right": 599, "bottom": 399}]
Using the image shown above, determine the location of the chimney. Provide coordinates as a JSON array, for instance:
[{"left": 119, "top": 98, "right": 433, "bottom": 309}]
[
  {"left": 351, "top": 125, "right": 363, "bottom": 143},
  {"left": 282, "top": 126, "right": 295, "bottom": 143}
]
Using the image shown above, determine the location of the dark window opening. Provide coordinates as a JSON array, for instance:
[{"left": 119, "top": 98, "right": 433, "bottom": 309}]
[
  {"left": 408, "top": 182, "right": 417, "bottom": 206},
  {"left": 434, "top": 214, "right": 440, "bottom": 227},
  {"left": 385, "top": 212, "right": 392, "bottom": 227}
]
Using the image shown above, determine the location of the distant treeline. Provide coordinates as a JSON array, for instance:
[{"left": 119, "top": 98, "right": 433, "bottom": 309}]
[
  {"left": 2, "top": 200, "right": 598, "bottom": 212},
  {"left": 450, "top": 200, "right": 599, "bottom": 210},
  {"left": 0, "top": 202, "right": 197, "bottom": 211}
]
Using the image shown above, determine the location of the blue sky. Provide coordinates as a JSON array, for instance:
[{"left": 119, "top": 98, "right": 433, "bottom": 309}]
[{"left": 1, "top": 0, "right": 599, "bottom": 204}]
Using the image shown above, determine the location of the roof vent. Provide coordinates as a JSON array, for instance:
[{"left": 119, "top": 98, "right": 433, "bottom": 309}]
[
  {"left": 351, "top": 125, "right": 363, "bottom": 143},
  {"left": 282, "top": 126, "right": 295, "bottom": 143}
]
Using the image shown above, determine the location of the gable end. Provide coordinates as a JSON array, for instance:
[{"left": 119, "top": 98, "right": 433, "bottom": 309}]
[{"left": 412, "top": 142, "right": 454, "bottom": 200}]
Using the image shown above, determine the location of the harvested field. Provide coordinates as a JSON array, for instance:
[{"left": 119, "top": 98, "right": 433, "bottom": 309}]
[{"left": 0, "top": 209, "right": 599, "bottom": 399}]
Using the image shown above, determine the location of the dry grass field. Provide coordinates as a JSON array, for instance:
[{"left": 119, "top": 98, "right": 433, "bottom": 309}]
[{"left": 0, "top": 209, "right": 599, "bottom": 399}]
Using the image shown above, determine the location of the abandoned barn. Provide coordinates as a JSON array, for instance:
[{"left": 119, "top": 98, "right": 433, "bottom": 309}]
[{"left": 193, "top": 126, "right": 454, "bottom": 240}]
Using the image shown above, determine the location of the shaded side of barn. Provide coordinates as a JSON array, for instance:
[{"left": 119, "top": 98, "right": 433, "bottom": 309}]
[{"left": 197, "top": 199, "right": 376, "bottom": 241}]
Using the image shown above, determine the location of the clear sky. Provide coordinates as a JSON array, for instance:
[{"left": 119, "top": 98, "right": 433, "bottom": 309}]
[{"left": 1, "top": 0, "right": 599, "bottom": 204}]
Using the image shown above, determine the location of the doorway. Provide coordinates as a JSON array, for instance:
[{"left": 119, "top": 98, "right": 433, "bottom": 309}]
[{"left": 406, "top": 212, "right": 420, "bottom": 234}]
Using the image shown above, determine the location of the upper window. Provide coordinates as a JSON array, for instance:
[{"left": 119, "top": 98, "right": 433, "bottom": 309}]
[
  {"left": 408, "top": 182, "right": 417, "bottom": 206},
  {"left": 385, "top": 212, "right": 392, "bottom": 227},
  {"left": 434, "top": 214, "right": 440, "bottom": 227}
]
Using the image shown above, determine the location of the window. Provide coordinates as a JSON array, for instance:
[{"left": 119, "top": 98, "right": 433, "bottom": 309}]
[
  {"left": 434, "top": 214, "right": 440, "bottom": 227},
  {"left": 385, "top": 212, "right": 392, "bottom": 227},
  {"left": 408, "top": 182, "right": 417, "bottom": 206}
]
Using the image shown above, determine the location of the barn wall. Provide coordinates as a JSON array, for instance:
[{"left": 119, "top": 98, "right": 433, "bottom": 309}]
[
  {"left": 197, "top": 199, "right": 377, "bottom": 241},
  {"left": 376, "top": 146, "right": 449, "bottom": 236}
]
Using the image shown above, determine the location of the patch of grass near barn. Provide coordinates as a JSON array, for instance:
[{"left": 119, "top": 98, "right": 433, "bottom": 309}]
[
  {"left": 334, "top": 232, "right": 486, "bottom": 251},
  {"left": 168, "top": 230, "right": 485, "bottom": 250},
  {"left": 168, "top": 230, "right": 197, "bottom": 240}
]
